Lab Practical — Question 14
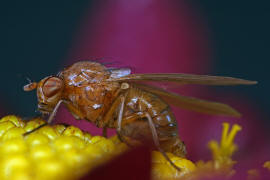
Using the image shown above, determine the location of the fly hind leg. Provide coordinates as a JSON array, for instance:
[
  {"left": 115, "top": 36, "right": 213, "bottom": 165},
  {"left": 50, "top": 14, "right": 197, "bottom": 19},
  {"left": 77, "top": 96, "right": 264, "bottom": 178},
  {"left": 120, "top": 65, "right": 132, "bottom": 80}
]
[
  {"left": 144, "top": 112, "right": 181, "bottom": 171},
  {"left": 118, "top": 111, "right": 181, "bottom": 171}
]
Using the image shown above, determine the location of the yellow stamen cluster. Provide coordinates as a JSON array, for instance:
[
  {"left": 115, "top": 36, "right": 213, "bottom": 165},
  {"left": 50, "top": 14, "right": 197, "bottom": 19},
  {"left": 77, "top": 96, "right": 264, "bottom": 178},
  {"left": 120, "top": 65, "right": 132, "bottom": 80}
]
[
  {"left": 208, "top": 123, "right": 242, "bottom": 167},
  {"left": 180, "top": 123, "right": 242, "bottom": 180},
  {"left": 0, "top": 115, "right": 127, "bottom": 180},
  {"left": 0, "top": 115, "right": 196, "bottom": 180}
]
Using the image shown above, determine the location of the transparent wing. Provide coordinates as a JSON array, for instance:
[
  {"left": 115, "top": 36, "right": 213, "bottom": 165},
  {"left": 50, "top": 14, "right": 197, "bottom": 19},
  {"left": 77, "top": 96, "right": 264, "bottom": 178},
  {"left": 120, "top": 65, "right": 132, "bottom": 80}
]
[
  {"left": 107, "top": 73, "right": 257, "bottom": 86},
  {"left": 108, "top": 68, "right": 131, "bottom": 79},
  {"left": 133, "top": 83, "right": 241, "bottom": 117}
]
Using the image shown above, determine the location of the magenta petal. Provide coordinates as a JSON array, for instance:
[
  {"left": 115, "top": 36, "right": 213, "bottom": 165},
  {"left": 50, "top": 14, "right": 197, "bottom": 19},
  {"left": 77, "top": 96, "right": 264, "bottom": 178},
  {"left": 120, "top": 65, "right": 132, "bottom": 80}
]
[{"left": 80, "top": 146, "right": 151, "bottom": 180}]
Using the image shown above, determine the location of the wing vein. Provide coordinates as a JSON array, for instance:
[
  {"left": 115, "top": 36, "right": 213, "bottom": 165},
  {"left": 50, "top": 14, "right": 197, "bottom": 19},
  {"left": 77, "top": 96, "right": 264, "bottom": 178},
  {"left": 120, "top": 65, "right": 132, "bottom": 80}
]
[{"left": 107, "top": 73, "right": 257, "bottom": 86}]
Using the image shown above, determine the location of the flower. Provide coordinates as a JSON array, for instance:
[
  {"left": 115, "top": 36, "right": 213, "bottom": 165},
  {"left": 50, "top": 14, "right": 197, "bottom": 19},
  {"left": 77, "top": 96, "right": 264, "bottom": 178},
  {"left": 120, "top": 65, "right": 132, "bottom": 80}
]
[
  {"left": 0, "top": 115, "right": 269, "bottom": 179},
  {"left": 0, "top": 115, "right": 195, "bottom": 180}
]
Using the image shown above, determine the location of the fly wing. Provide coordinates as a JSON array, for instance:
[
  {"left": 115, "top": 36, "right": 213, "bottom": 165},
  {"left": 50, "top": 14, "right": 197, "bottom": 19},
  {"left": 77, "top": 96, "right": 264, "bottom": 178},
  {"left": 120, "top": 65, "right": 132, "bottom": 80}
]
[
  {"left": 108, "top": 68, "right": 131, "bottom": 79},
  {"left": 107, "top": 73, "right": 257, "bottom": 86},
  {"left": 133, "top": 83, "right": 241, "bottom": 117}
]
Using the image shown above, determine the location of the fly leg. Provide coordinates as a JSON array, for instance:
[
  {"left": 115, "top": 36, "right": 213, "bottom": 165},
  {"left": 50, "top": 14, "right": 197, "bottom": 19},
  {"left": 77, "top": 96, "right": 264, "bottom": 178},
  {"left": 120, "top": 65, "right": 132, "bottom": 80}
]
[
  {"left": 98, "top": 90, "right": 123, "bottom": 128},
  {"left": 101, "top": 91, "right": 130, "bottom": 143},
  {"left": 144, "top": 112, "right": 181, "bottom": 171},
  {"left": 111, "top": 92, "right": 138, "bottom": 147},
  {"left": 116, "top": 94, "right": 130, "bottom": 145},
  {"left": 102, "top": 127, "right": 107, "bottom": 138},
  {"left": 118, "top": 111, "right": 181, "bottom": 171},
  {"left": 23, "top": 100, "right": 63, "bottom": 136}
]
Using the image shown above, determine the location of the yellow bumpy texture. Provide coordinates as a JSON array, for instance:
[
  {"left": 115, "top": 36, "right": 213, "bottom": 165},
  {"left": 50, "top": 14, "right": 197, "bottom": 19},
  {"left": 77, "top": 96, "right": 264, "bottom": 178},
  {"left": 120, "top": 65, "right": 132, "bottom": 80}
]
[{"left": 0, "top": 115, "right": 195, "bottom": 180}]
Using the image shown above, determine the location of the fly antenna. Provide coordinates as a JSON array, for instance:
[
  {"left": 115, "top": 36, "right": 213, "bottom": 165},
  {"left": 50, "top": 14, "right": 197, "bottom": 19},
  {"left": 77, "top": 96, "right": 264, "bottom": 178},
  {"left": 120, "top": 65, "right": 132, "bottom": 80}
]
[
  {"left": 23, "top": 76, "right": 37, "bottom": 91},
  {"left": 26, "top": 77, "right": 32, "bottom": 83}
]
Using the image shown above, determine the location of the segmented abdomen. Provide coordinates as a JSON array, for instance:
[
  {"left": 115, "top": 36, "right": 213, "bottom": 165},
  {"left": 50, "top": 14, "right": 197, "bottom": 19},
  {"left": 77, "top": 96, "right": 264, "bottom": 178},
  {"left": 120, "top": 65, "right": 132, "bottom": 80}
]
[{"left": 123, "top": 87, "right": 187, "bottom": 157}]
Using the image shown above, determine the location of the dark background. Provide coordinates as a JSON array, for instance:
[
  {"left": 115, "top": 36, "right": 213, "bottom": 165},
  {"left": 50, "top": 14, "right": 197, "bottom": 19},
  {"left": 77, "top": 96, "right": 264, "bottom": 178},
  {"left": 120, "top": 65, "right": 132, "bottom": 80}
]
[{"left": 1, "top": 1, "right": 269, "bottom": 128}]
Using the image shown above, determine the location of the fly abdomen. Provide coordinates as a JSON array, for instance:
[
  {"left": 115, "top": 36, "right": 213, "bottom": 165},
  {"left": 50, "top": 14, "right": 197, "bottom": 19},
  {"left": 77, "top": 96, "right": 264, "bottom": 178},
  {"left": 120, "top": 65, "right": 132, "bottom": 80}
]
[
  {"left": 123, "top": 87, "right": 186, "bottom": 157},
  {"left": 153, "top": 108, "right": 187, "bottom": 157}
]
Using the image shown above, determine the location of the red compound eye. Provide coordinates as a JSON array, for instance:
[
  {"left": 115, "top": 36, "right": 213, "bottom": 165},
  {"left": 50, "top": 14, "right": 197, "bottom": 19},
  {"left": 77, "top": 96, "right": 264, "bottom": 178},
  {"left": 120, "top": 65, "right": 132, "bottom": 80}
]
[{"left": 42, "top": 77, "right": 63, "bottom": 97}]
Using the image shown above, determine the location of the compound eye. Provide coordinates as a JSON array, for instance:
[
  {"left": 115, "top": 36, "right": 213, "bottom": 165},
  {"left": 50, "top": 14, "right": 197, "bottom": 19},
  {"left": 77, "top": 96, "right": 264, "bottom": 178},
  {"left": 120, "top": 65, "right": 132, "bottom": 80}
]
[{"left": 42, "top": 77, "right": 63, "bottom": 97}]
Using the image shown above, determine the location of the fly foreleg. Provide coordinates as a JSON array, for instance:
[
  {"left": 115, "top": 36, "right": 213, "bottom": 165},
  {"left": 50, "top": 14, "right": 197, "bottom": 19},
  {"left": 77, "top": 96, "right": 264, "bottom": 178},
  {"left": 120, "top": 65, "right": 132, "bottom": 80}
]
[{"left": 23, "top": 100, "right": 63, "bottom": 136}]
